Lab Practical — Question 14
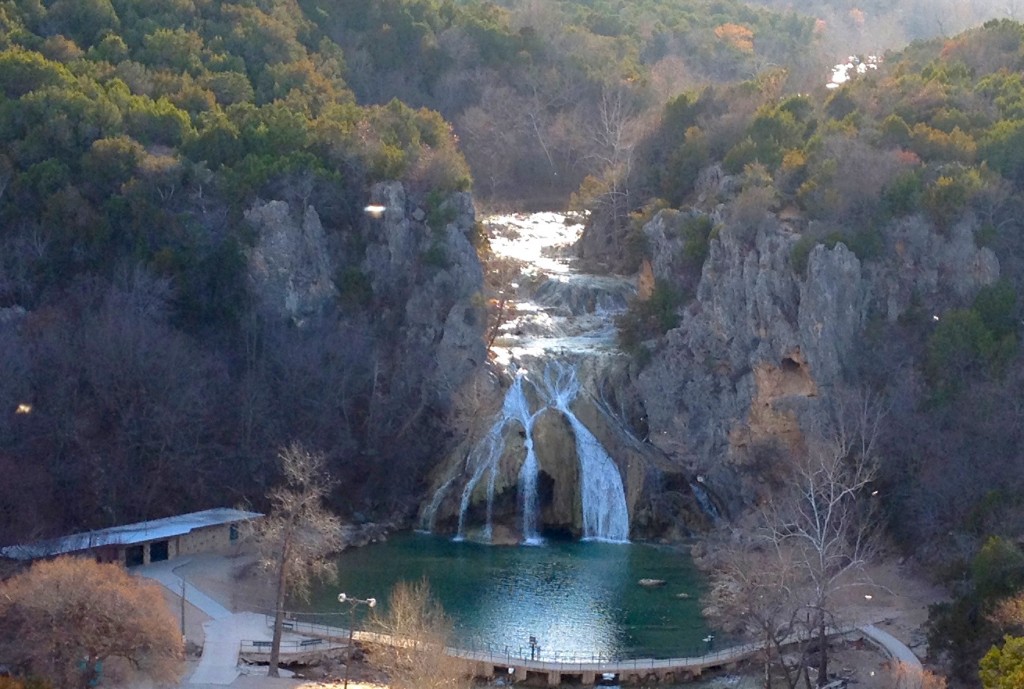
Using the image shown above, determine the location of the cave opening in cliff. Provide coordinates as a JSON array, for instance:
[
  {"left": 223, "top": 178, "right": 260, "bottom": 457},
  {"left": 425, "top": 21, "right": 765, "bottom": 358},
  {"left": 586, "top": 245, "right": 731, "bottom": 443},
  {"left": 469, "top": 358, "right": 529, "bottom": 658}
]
[{"left": 777, "top": 353, "right": 817, "bottom": 398}]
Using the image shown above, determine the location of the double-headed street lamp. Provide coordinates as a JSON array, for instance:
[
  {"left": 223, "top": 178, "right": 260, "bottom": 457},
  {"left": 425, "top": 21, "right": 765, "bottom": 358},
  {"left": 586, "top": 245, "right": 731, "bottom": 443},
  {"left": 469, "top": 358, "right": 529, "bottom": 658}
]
[{"left": 337, "top": 593, "right": 376, "bottom": 689}]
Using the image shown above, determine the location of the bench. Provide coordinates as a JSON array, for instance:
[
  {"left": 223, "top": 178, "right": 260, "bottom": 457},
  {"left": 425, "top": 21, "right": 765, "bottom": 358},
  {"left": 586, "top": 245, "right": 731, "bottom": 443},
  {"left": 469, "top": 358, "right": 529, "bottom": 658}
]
[{"left": 300, "top": 638, "right": 323, "bottom": 648}]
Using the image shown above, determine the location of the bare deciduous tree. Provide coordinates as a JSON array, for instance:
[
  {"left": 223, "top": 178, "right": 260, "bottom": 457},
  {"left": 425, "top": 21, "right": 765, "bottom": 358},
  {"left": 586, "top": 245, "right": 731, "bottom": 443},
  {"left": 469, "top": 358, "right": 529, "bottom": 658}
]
[
  {"left": 0, "top": 557, "right": 183, "bottom": 689},
  {"left": 369, "top": 579, "right": 471, "bottom": 689},
  {"left": 758, "top": 390, "right": 885, "bottom": 686},
  {"left": 886, "top": 660, "right": 949, "bottom": 689},
  {"left": 254, "top": 442, "right": 343, "bottom": 676},
  {"left": 712, "top": 543, "right": 809, "bottom": 689}
]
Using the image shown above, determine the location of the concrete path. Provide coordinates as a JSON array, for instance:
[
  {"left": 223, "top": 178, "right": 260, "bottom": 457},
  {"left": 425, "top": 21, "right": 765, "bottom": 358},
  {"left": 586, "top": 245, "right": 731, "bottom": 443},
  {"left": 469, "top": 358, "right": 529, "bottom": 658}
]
[
  {"left": 860, "top": 624, "right": 923, "bottom": 672},
  {"left": 138, "top": 558, "right": 232, "bottom": 620},
  {"left": 189, "top": 612, "right": 271, "bottom": 685},
  {"left": 139, "top": 561, "right": 268, "bottom": 685}
]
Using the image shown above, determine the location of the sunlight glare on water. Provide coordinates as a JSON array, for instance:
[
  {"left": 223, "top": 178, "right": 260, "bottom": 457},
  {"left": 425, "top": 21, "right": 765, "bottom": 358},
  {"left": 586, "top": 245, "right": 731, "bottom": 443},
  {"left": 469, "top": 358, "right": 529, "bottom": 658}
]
[
  {"left": 308, "top": 533, "right": 712, "bottom": 660},
  {"left": 486, "top": 212, "right": 585, "bottom": 277}
]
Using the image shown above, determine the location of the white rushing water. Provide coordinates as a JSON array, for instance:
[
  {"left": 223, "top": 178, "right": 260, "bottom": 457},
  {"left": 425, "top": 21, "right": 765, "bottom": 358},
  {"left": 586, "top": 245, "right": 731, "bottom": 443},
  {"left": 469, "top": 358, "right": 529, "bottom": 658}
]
[
  {"left": 435, "top": 212, "right": 634, "bottom": 543},
  {"left": 486, "top": 213, "right": 635, "bottom": 367},
  {"left": 539, "top": 363, "right": 630, "bottom": 541}
]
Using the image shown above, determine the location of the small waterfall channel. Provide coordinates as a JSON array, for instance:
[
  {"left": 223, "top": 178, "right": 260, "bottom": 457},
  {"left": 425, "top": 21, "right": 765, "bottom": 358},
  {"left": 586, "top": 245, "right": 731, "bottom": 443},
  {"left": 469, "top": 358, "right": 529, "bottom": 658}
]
[{"left": 424, "top": 213, "right": 636, "bottom": 543}]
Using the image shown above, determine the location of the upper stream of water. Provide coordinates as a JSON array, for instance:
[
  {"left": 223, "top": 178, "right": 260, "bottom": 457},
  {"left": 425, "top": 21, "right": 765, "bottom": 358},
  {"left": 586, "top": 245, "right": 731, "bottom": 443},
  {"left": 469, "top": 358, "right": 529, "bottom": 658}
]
[
  {"left": 420, "top": 212, "right": 638, "bottom": 542},
  {"left": 486, "top": 212, "right": 635, "bottom": 367}
]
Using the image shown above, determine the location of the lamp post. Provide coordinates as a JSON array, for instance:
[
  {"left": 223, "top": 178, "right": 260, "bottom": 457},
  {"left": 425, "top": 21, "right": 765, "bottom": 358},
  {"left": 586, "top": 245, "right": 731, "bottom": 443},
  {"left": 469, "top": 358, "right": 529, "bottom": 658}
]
[{"left": 337, "top": 593, "right": 376, "bottom": 689}]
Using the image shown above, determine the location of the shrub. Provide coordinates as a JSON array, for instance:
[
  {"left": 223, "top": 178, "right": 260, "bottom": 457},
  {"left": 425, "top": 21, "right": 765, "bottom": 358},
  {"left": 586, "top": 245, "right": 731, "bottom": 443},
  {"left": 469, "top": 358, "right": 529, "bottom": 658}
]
[
  {"left": 616, "top": 279, "right": 683, "bottom": 353},
  {"left": 881, "top": 170, "right": 923, "bottom": 217},
  {"left": 662, "top": 127, "right": 709, "bottom": 204},
  {"left": 421, "top": 241, "right": 448, "bottom": 269},
  {"left": 680, "top": 214, "right": 714, "bottom": 267},
  {"left": 336, "top": 267, "right": 373, "bottom": 308},
  {"left": 974, "top": 280, "right": 1018, "bottom": 338},
  {"left": 922, "top": 172, "right": 975, "bottom": 231}
]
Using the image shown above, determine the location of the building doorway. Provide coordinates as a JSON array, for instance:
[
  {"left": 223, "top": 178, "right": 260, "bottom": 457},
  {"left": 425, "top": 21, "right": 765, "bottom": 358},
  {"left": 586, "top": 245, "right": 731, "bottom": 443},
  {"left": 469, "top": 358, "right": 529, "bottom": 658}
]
[
  {"left": 125, "top": 545, "right": 144, "bottom": 567},
  {"left": 150, "top": 540, "right": 169, "bottom": 562}
]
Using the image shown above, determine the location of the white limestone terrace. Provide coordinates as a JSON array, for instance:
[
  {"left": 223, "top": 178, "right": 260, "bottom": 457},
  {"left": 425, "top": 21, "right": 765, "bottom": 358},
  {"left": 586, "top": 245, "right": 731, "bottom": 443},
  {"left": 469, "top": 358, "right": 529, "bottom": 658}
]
[
  {"left": 0, "top": 508, "right": 262, "bottom": 561},
  {"left": 486, "top": 212, "right": 635, "bottom": 367}
]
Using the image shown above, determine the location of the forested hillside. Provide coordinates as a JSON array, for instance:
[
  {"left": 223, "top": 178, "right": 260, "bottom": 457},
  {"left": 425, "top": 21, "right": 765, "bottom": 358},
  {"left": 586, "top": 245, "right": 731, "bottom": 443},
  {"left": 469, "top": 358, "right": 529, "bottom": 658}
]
[
  {"left": 303, "top": 0, "right": 820, "bottom": 202},
  {"left": 619, "top": 18, "right": 1024, "bottom": 537},
  {"left": 601, "top": 20, "right": 1024, "bottom": 682},
  {"left": 0, "top": 0, "right": 851, "bottom": 543},
  {"left": 0, "top": 0, "right": 476, "bottom": 541}
]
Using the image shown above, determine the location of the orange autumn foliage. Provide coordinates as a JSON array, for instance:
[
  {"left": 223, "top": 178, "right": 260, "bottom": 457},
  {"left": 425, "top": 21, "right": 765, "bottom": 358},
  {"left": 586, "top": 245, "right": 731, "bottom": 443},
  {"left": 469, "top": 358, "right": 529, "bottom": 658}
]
[
  {"left": 714, "top": 23, "right": 755, "bottom": 54},
  {"left": 0, "top": 557, "right": 183, "bottom": 689}
]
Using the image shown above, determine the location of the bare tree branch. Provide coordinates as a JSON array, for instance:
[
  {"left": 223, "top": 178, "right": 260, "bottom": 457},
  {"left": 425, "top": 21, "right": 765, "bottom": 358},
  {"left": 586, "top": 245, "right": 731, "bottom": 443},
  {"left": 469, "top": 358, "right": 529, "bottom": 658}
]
[{"left": 254, "top": 442, "right": 343, "bottom": 676}]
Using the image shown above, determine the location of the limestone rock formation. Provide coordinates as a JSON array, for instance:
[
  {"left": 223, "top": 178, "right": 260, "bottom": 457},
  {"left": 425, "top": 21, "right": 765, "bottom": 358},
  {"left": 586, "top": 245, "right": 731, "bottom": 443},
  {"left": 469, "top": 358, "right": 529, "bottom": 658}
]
[
  {"left": 362, "top": 182, "right": 486, "bottom": 402},
  {"left": 245, "top": 200, "right": 338, "bottom": 323},
  {"left": 244, "top": 183, "right": 487, "bottom": 499},
  {"left": 634, "top": 207, "right": 999, "bottom": 515}
]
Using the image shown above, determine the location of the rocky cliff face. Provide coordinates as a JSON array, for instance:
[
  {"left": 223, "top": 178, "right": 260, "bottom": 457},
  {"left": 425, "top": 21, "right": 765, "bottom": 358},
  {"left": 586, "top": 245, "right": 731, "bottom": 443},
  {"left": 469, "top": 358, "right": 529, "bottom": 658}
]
[
  {"left": 244, "top": 182, "right": 487, "bottom": 508},
  {"left": 632, "top": 206, "right": 998, "bottom": 515},
  {"left": 361, "top": 182, "right": 487, "bottom": 402},
  {"left": 245, "top": 200, "right": 339, "bottom": 323}
]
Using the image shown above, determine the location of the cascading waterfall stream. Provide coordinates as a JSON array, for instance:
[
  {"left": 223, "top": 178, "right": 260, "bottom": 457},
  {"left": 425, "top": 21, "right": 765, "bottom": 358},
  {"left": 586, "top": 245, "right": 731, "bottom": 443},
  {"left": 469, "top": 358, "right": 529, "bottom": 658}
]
[
  {"left": 540, "top": 363, "right": 630, "bottom": 542},
  {"left": 689, "top": 479, "right": 721, "bottom": 523},
  {"left": 430, "top": 213, "right": 635, "bottom": 544},
  {"left": 447, "top": 361, "right": 630, "bottom": 543},
  {"left": 453, "top": 374, "right": 523, "bottom": 540}
]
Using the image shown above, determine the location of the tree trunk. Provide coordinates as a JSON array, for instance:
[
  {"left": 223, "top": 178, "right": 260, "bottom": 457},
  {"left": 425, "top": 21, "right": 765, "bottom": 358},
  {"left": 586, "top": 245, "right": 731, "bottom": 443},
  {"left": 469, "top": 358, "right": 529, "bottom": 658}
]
[
  {"left": 268, "top": 539, "right": 290, "bottom": 677},
  {"left": 764, "top": 629, "right": 772, "bottom": 689},
  {"left": 817, "top": 611, "right": 828, "bottom": 687}
]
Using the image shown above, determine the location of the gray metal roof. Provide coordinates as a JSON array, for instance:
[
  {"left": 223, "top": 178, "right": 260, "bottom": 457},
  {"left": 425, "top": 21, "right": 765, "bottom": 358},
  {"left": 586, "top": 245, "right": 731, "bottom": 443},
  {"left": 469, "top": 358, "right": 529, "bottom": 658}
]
[{"left": 0, "top": 507, "right": 263, "bottom": 561}]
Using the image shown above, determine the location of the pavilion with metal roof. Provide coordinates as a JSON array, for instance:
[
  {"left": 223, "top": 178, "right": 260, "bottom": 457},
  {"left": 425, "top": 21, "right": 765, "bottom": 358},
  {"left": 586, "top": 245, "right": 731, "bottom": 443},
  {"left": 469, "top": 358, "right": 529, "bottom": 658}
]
[{"left": 0, "top": 507, "right": 262, "bottom": 566}]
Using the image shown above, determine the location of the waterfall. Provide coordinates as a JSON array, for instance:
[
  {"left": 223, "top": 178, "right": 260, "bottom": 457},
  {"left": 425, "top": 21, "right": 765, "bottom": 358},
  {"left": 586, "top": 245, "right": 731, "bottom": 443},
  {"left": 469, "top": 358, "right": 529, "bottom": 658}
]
[
  {"left": 518, "top": 436, "right": 541, "bottom": 544},
  {"left": 429, "top": 213, "right": 634, "bottom": 544},
  {"left": 541, "top": 364, "right": 630, "bottom": 542},
  {"left": 453, "top": 372, "right": 544, "bottom": 541},
  {"left": 420, "top": 473, "right": 457, "bottom": 532},
  {"left": 444, "top": 362, "right": 630, "bottom": 543}
]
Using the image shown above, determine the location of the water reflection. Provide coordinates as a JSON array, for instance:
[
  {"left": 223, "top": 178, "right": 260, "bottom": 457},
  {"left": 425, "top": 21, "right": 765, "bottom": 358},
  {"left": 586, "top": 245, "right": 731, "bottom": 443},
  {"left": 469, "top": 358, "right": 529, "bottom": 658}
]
[{"left": 307, "top": 533, "right": 711, "bottom": 659}]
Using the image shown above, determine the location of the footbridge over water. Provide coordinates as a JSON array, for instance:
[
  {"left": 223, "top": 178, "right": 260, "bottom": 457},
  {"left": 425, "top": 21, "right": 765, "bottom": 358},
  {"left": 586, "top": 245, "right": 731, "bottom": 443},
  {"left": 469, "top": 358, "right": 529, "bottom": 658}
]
[
  {"left": 455, "top": 643, "right": 763, "bottom": 686},
  {"left": 244, "top": 616, "right": 910, "bottom": 686}
]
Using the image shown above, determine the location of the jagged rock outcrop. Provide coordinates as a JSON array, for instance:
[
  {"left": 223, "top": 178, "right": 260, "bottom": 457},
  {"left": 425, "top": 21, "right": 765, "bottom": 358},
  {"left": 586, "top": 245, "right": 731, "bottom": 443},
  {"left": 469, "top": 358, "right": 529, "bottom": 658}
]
[
  {"left": 362, "top": 182, "right": 486, "bottom": 402},
  {"left": 245, "top": 200, "right": 338, "bottom": 322},
  {"left": 244, "top": 183, "right": 487, "bottom": 509},
  {"left": 634, "top": 208, "right": 998, "bottom": 514},
  {"left": 244, "top": 184, "right": 485, "bottom": 400}
]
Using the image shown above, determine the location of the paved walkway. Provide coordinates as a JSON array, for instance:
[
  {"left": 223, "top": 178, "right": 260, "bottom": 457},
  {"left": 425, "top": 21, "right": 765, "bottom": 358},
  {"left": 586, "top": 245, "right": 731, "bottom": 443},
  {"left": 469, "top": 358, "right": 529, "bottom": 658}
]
[
  {"left": 139, "top": 560, "right": 284, "bottom": 685},
  {"left": 139, "top": 558, "right": 231, "bottom": 620},
  {"left": 189, "top": 612, "right": 275, "bottom": 685},
  {"left": 860, "top": 624, "right": 923, "bottom": 673}
]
